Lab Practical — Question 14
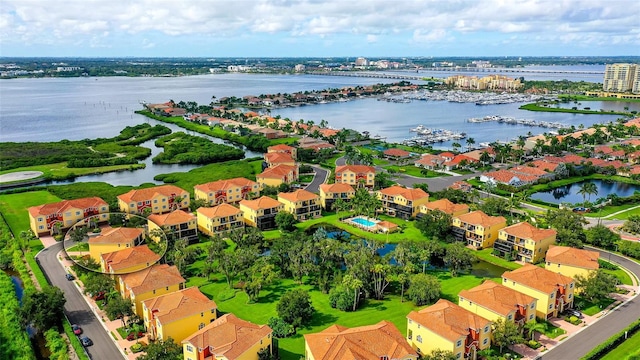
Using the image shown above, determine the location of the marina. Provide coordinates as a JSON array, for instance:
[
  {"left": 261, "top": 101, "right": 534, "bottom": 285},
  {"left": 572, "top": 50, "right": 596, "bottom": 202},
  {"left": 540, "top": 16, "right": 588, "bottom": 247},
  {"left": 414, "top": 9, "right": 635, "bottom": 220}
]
[
  {"left": 467, "top": 115, "right": 570, "bottom": 129},
  {"left": 404, "top": 126, "right": 466, "bottom": 146}
]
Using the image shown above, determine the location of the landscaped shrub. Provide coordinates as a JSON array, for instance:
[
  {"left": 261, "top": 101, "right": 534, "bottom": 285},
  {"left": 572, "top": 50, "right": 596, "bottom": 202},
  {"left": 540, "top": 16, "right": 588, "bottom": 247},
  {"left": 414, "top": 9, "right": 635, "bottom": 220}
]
[
  {"left": 130, "top": 343, "right": 143, "bottom": 353},
  {"left": 527, "top": 340, "right": 542, "bottom": 349},
  {"left": 581, "top": 319, "right": 640, "bottom": 359},
  {"left": 328, "top": 286, "right": 354, "bottom": 312},
  {"left": 267, "top": 317, "right": 294, "bottom": 338},
  {"left": 566, "top": 316, "right": 582, "bottom": 325}
]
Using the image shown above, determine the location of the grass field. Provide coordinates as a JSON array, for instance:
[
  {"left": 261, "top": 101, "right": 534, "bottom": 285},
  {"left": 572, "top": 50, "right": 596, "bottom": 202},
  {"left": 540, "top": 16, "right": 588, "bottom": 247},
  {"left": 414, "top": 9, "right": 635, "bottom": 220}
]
[
  {"left": 575, "top": 296, "right": 617, "bottom": 316},
  {"left": 0, "top": 191, "right": 61, "bottom": 234},
  {"left": 153, "top": 159, "right": 263, "bottom": 191},
  {"left": 475, "top": 249, "right": 523, "bottom": 271},
  {"left": 601, "top": 329, "right": 640, "bottom": 360},
  {"left": 384, "top": 165, "right": 450, "bottom": 178},
  {"left": 0, "top": 162, "right": 145, "bottom": 181}
]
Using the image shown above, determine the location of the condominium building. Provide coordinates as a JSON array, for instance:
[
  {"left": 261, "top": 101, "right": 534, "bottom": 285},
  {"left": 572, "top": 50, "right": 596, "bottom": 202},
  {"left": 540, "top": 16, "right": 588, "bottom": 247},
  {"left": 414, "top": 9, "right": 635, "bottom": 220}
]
[
  {"left": 603, "top": 63, "right": 639, "bottom": 93},
  {"left": 545, "top": 245, "right": 600, "bottom": 280},
  {"left": 278, "top": 189, "right": 321, "bottom": 221},
  {"left": 147, "top": 210, "right": 198, "bottom": 244},
  {"left": 318, "top": 183, "right": 355, "bottom": 211},
  {"left": 376, "top": 186, "right": 429, "bottom": 219},
  {"left": 100, "top": 244, "right": 161, "bottom": 275},
  {"left": 267, "top": 144, "right": 297, "bottom": 159},
  {"left": 117, "top": 185, "right": 190, "bottom": 215},
  {"left": 194, "top": 178, "right": 261, "bottom": 206},
  {"left": 418, "top": 198, "right": 469, "bottom": 218},
  {"left": 256, "top": 164, "right": 298, "bottom": 187},
  {"left": 238, "top": 196, "right": 284, "bottom": 230},
  {"left": 334, "top": 165, "right": 376, "bottom": 188},
  {"left": 28, "top": 197, "right": 109, "bottom": 236},
  {"left": 264, "top": 152, "right": 296, "bottom": 168},
  {"left": 88, "top": 226, "right": 144, "bottom": 263},
  {"left": 494, "top": 222, "right": 557, "bottom": 263},
  {"left": 459, "top": 280, "right": 537, "bottom": 325},
  {"left": 196, "top": 204, "right": 244, "bottom": 236},
  {"left": 451, "top": 211, "right": 507, "bottom": 249},
  {"left": 119, "top": 264, "right": 186, "bottom": 317}
]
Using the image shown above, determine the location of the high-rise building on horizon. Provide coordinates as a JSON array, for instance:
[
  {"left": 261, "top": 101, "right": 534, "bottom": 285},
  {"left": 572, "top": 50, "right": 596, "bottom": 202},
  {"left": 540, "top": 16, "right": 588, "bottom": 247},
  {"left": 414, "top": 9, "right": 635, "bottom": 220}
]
[{"left": 603, "top": 63, "right": 638, "bottom": 93}]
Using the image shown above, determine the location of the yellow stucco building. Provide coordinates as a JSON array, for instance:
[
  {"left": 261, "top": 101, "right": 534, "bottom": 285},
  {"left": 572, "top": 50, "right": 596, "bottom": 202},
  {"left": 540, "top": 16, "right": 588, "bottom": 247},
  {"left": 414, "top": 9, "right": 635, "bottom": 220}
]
[
  {"left": 545, "top": 245, "right": 600, "bottom": 280},
  {"left": 148, "top": 210, "right": 198, "bottom": 243},
  {"left": 100, "top": 244, "right": 161, "bottom": 275},
  {"left": 196, "top": 204, "right": 244, "bottom": 236},
  {"left": 377, "top": 185, "right": 429, "bottom": 219},
  {"left": 267, "top": 144, "right": 297, "bottom": 160},
  {"left": 182, "top": 313, "right": 273, "bottom": 360},
  {"left": 451, "top": 210, "right": 507, "bottom": 249},
  {"left": 459, "top": 280, "right": 537, "bottom": 325},
  {"left": 278, "top": 189, "right": 321, "bottom": 221},
  {"left": 318, "top": 183, "right": 355, "bottom": 211},
  {"left": 88, "top": 226, "right": 144, "bottom": 263},
  {"left": 143, "top": 287, "right": 217, "bottom": 344},
  {"left": 194, "top": 178, "right": 261, "bottom": 206},
  {"left": 407, "top": 299, "right": 492, "bottom": 360},
  {"left": 494, "top": 222, "right": 557, "bottom": 263},
  {"left": 502, "top": 264, "right": 575, "bottom": 319},
  {"left": 256, "top": 164, "right": 298, "bottom": 188},
  {"left": 264, "top": 152, "right": 296, "bottom": 168},
  {"left": 238, "top": 196, "right": 284, "bottom": 231},
  {"left": 28, "top": 197, "right": 109, "bottom": 237},
  {"left": 117, "top": 184, "right": 190, "bottom": 215},
  {"left": 418, "top": 198, "right": 469, "bottom": 217},
  {"left": 119, "top": 264, "right": 186, "bottom": 317},
  {"left": 334, "top": 165, "right": 376, "bottom": 188}
]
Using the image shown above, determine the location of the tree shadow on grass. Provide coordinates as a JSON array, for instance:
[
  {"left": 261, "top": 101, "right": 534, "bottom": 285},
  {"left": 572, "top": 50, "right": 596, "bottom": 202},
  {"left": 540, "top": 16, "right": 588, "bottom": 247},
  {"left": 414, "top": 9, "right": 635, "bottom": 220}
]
[
  {"left": 308, "top": 311, "right": 339, "bottom": 328},
  {"left": 256, "top": 281, "right": 300, "bottom": 304}
]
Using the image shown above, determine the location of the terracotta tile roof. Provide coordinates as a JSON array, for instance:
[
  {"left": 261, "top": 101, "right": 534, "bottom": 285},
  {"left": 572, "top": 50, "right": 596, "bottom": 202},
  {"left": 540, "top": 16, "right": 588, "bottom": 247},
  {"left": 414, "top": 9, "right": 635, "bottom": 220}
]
[
  {"left": 101, "top": 245, "right": 161, "bottom": 273},
  {"left": 424, "top": 199, "right": 469, "bottom": 215},
  {"left": 319, "top": 128, "right": 339, "bottom": 137},
  {"left": 446, "top": 154, "right": 478, "bottom": 166},
  {"left": 455, "top": 210, "right": 506, "bottom": 228},
  {"left": 459, "top": 281, "right": 536, "bottom": 317},
  {"left": 117, "top": 185, "right": 188, "bottom": 203},
  {"left": 560, "top": 154, "right": 586, "bottom": 165},
  {"left": 278, "top": 189, "right": 319, "bottom": 202},
  {"left": 264, "top": 152, "right": 295, "bottom": 164},
  {"left": 147, "top": 210, "right": 195, "bottom": 227},
  {"left": 182, "top": 314, "right": 272, "bottom": 358},
  {"left": 257, "top": 164, "right": 297, "bottom": 179},
  {"left": 439, "top": 152, "right": 455, "bottom": 159},
  {"left": 29, "top": 197, "right": 108, "bottom": 217},
  {"left": 335, "top": 165, "right": 376, "bottom": 174},
  {"left": 144, "top": 287, "right": 216, "bottom": 325},
  {"left": 383, "top": 148, "right": 411, "bottom": 157},
  {"left": 449, "top": 181, "right": 473, "bottom": 192},
  {"left": 239, "top": 196, "right": 283, "bottom": 211},
  {"left": 624, "top": 118, "right": 640, "bottom": 127},
  {"left": 268, "top": 144, "right": 295, "bottom": 151},
  {"left": 378, "top": 185, "right": 429, "bottom": 201},
  {"left": 197, "top": 203, "right": 241, "bottom": 218},
  {"left": 624, "top": 139, "right": 640, "bottom": 146},
  {"left": 88, "top": 227, "right": 144, "bottom": 245},
  {"left": 120, "top": 264, "right": 185, "bottom": 295},
  {"left": 501, "top": 222, "right": 556, "bottom": 242},
  {"left": 595, "top": 145, "right": 614, "bottom": 154},
  {"left": 194, "top": 178, "right": 258, "bottom": 193},
  {"left": 630, "top": 165, "right": 640, "bottom": 175},
  {"left": 377, "top": 221, "right": 398, "bottom": 231},
  {"left": 502, "top": 264, "right": 574, "bottom": 293},
  {"left": 483, "top": 170, "right": 538, "bottom": 184},
  {"left": 319, "top": 183, "right": 355, "bottom": 194},
  {"left": 407, "top": 299, "right": 490, "bottom": 342},
  {"left": 530, "top": 160, "right": 559, "bottom": 172},
  {"left": 415, "top": 154, "right": 445, "bottom": 167},
  {"left": 304, "top": 143, "right": 336, "bottom": 151},
  {"left": 510, "top": 166, "right": 548, "bottom": 177},
  {"left": 545, "top": 245, "right": 599, "bottom": 270},
  {"left": 304, "top": 321, "right": 417, "bottom": 360}
]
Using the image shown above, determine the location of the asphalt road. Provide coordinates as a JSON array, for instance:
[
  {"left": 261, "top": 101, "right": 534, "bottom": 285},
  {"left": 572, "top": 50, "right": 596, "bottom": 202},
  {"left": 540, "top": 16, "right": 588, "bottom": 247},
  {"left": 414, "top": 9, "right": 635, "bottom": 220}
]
[
  {"left": 304, "top": 165, "right": 329, "bottom": 193},
  {"left": 540, "top": 247, "right": 640, "bottom": 360},
  {"left": 36, "top": 243, "right": 124, "bottom": 360}
]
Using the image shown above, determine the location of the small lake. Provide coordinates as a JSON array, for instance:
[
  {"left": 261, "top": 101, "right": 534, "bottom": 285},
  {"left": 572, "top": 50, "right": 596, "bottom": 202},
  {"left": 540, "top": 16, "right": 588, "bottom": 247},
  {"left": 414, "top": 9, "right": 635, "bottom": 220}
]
[{"left": 530, "top": 179, "right": 640, "bottom": 205}]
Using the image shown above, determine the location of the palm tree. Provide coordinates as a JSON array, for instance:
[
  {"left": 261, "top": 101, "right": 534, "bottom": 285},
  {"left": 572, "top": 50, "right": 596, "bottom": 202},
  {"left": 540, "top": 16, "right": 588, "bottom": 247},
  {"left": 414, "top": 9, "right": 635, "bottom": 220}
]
[
  {"left": 524, "top": 320, "right": 547, "bottom": 341},
  {"left": 466, "top": 137, "right": 475, "bottom": 152},
  {"left": 577, "top": 182, "right": 598, "bottom": 204}
]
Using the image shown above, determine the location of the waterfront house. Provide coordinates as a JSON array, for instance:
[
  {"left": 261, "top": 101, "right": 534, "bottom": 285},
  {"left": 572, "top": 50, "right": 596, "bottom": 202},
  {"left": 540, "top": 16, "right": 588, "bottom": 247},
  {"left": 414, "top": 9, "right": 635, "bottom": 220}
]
[
  {"left": 334, "top": 165, "right": 376, "bottom": 188},
  {"left": 194, "top": 178, "right": 261, "bottom": 206},
  {"left": 143, "top": 287, "right": 217, "bottom": 343},
  {"left": 414, "top": 154, "right": 445, "bottom": 170},
  {"left": 451, "top": 210, "right": 506, "bottom": 250},
  {"left": 502, "top": 264, "right": 575, "bottom": 319},
  {"left": 100, "top": 244, "right": 160, "bottom": 276},
  {"left": 406, "top": 299, "right": 491, "bottom": 360},
  {"left": 117, "top": 185, "right": 190, "bottom": 215},
  {"left": 88, "top": 226, "right": 144, "bottom": 263},
  {"left": 182, "top": 313, "right": 273, "bottom": 360},
  {"left": 458, "top": 280, "right": 537, "bottom": 325},
  {"left": 319, "top": 183, "right": 355, "bottom": 211},
  {"left": 383, "top": 148, "right": 411, "bottom": 160},
  {"left": 238, "top": 196, "right": 284, "bottom": 230},
  {"left": 256, "top": 164, "right": 299, "bottom": 188},
  {"left": 278, "top": 189, "right": 321, "bottom": 221},
  {"left": 28, "top": 197, "right": 109, "bottom": 237},
  {"left": 449, "top": 181, "right": 473, "bottom": 192},
  {"left": 148, "top": 210, "right": 198, "bottom": 244},
  {"left": 545, "top": 245, "right": 600, "bottom": 281},
  {"left": 494, "top": 222, "right": 557, "bottom": 263},
  {"left": 444, "top": 154, "right": 478, "bottom": 170},
  {"left": 480, "top": 169, "right": 538, "bottom": 188},
  {"left": 418, "top": 198, "right": 469, "bottom": 218},
  {"left": 267, "top": 144, "right": 297, "bottom": 160},
  {"left": 376, "top": 185, "right": 429, "bottom": 219},
  {"left": 264, "top": 152, "right": 296, "bottom": 168},
  {"left": 119, "top": 264, "right": 185, "bottom": 318},
  {"left": 304, "top": 321, "right": 418, "bottom": 360},
  {"left": 196, "top": 204, "right": 244, "bottom": 236}
]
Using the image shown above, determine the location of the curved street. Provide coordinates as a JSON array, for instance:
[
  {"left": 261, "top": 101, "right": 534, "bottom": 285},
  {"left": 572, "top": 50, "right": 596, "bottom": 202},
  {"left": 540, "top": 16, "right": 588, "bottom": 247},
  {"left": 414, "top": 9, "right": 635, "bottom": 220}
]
[
  {"left": 36, "top": 243, "right": 124, "bottom": 360},
  {"left": 540, "top": 247, "right": 640, "bottom": 360}
]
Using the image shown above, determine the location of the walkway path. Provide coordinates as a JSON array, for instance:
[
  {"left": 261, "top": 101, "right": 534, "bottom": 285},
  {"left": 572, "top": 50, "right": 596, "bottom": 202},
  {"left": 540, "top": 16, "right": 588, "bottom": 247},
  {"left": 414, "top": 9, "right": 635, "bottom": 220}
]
[{"left": 601, "top": 204, "right": 640, "bottom": 220}]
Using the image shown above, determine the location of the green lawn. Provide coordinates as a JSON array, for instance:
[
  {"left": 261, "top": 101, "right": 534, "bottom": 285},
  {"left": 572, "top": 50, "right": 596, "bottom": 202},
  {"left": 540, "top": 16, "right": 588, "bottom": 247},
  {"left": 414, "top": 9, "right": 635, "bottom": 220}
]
[
  {"left": 538, "top": 319, "right": 566, "bottom": 339},
  {"left": 67, "top": 243, "right": 90, "bottom": 252},
  {"left": 601, "top": 329, "right": 640, "bottom": 360},
  {"left": 602, "top": 267, "right": 634, "bottom": 286},
  {"left": 384, "top": 165, "right": 449, "bottom": 178},
  {"left": 575, "top": 296, "right": 616, "bottom": 316},
  {"left": 153, "top": 159, "right": 263, "bottom": 190},
  {"left": 608, "top": 206, "right": 640, "bottom": 220},
  {"left": 0, "top": 162, "right": 145, "bottom": 181},
  {"left": 0, "top": 191, "right": 62, "bottom": 235},
  {"left": 475, "top": 249, "right": 523, "bottom": 271}
]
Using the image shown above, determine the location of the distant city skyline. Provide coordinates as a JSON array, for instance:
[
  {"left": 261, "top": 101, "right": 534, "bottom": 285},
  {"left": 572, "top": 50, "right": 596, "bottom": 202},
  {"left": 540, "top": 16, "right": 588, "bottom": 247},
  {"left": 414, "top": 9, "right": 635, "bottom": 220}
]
[{"left": 2, "top": 0, "right": 639, "bottom": 58}]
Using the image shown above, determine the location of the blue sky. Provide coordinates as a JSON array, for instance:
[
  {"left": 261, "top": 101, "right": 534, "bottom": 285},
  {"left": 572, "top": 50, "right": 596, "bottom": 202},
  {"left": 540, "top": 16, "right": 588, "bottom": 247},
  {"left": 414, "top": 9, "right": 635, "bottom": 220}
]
[{"left": 1, "top": 0, "right": 639, "bottom": 57}]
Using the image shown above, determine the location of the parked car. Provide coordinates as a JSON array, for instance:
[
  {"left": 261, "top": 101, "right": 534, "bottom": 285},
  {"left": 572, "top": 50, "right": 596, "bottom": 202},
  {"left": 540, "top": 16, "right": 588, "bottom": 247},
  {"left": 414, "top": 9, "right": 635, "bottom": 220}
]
[
  {"left": 80, "top": 336, "right": 93, "bottom": 347},
  {"left": 92, "top": 291, "right": 105, "bottom": 301},
  {"left": 65, "top": 273, "right": 74, "bottom": 281},
  {"left": 566, "top": 309, "right": 583, "bottom": 318},
  {"left": 71, "top": 324, "right": 82, "bottom": 335}
]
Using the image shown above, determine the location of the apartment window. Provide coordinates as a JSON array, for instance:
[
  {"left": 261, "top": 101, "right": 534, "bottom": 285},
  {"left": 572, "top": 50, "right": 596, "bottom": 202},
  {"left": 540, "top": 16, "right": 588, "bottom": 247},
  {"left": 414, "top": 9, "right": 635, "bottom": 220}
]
[
  {"left": 483, "top": 338, "right": 488, "bottom": 345},
  {"left": 549, "top": 304, "right": 553, "bottom": 310},
  {"left": 131, "top": 204, "right": 135, "bottom": 207},
  {"left": 201, "top": 312, "right": 204, "bottom": 317},
  {"left": 39, "top": 225, "right": 44, "bottom": 230},
  {"left": 198, "top": 323, "right": 205, "bottom": 330},
  {"left": 484, "top": 326, "right": 489, "bottom": 333},
  {"left": 557, "top": 264, "right": 560, "bottom": 267},
  {"left": 531, "top": 303, "right": 535, "bottom": 309},
  {"left": 76, "top": 211, "right": 80, "bottom": 215},
  {"left": 65, "top": 212, "right": 71, "bottom": 217},
  {"left": 569, "top": 294, "right": 572, "bottom": 299},
  {"left": 162, "top": 198, "right": 166, "bottom": 202},
  {"left": 550, "top": 293, "right": 554, "bottom": 299},
  {"left": 166, "top": 286, "right": 169, "bottom": 291},
  {"left": 186, "top": 345, "right": 194, "bottom": 352},
  {"left": 456, "top": 353, "right": 462, "bottom": 359},
  {"left": 503, "top": 279, "right": 507, "bottom": 283},
  {"left": 456, "top": 340, "right": 462, "bottom": 347},
  {"left": 416, "top": 335, "right": 422, "bottom": 343},
  {"left": 152, "top": 290, "right": 156, "bottom": 294},
  {"left": 570, "top": 283, "right": 574, "bottom": 288},
  {"left": 530, "top": 314, "right": 534, "bottom": 320},
  {"left": 408, "top": 319, "right": 412, "bottom": 324},
  {"left": 508, "top": 315, "right": 513, "bottom": 321}
]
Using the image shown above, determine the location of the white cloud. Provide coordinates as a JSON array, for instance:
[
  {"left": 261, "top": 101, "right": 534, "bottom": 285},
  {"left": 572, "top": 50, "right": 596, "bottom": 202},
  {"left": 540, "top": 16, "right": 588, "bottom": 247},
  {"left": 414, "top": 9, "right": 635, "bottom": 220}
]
[{"left": 366, "top": 34, "right": 378, "bottom": 43}]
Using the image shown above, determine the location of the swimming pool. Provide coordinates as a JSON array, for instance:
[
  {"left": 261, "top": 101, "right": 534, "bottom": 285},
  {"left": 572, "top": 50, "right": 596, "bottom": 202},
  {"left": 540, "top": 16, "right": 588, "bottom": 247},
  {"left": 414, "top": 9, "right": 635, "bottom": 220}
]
[{"left": 350, "top": 216, "right": 377, "bottom": 228}]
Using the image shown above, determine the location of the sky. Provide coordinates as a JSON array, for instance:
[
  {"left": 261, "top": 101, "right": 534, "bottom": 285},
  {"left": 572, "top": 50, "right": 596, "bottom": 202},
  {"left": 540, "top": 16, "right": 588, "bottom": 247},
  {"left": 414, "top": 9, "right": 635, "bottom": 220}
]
[{"left": 1, "top": 0, "right": 639, "bottom": 58}]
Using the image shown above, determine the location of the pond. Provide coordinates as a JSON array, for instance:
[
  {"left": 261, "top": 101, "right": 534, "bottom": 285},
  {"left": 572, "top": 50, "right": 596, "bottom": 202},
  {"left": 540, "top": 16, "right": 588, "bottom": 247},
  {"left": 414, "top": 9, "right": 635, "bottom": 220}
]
[{"left": 530, "top": 179, "right": 640, "bottom": 205}]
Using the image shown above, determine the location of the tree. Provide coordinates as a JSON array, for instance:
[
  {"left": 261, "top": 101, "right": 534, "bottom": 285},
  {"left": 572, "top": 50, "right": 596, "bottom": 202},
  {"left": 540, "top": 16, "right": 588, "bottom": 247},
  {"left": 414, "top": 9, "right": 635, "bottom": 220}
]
[
  {"left": 370, "top": 263, "right": 392, "bottom": 300},
  {"left": 545, "top": 209, "right": 587, "bottom": 248},
  {"left": 524, "top": 320, "right": 546, "bottom": 341},
  {"left": 479, "top": 197, "right": 509, "bottom": 216},
  {"left": 267, "top": 317, "right": 294, "bottom": 338},
  {"left": 21, "top": 287, "right": 66, "bottom": 331},
  {"left": 243, "top": 257, "right": 277, "bottom": 303},
  {"left": 443, "top": 242, "right": 475, "bottom": 277},
  {"left": 578, "top": 182, "right": 598, "bottom": 204},
  {"left": 452, "top": 142, "right": 461, "bottom": 153},
  {"left": 585, "top": 224, "right": 620, "bottom": 249},
  {"left": 83, "top": 274, "right": 115, "bottom": 297},
  {"left": 466, "top": 137, "right": 475, "bottom": 152},
  {"left": 416, "top": 210, "right": 452, "bottom": 240},
  {"left": 622, "top": 215, "right": 640, "bottom": 234},
  {"left": 275, "top": 211, "right": 297, "bottom": 232},
  {"left": 492, "top": 318, "right": 524, "bottom": 353},
  {"left": 575, "top": 270, "right": 619, "bottom": 302},
  {"left": 105, "top": 295, "right": 134, "bottom": 327},
  {"left": 137, "top": 338, "right": 182, "bottom": 360},
  {"left": 406, "top": 273, "right": 440, "bottom": 306},
  {"left": 342, "top": 274, "right": 364, "bottom": 311},
  {"left": 422, "top": 349, "right": 457, "bottom": 360},
  {"left": 276, "top": 289, "right": 315, "bottom": 330}
]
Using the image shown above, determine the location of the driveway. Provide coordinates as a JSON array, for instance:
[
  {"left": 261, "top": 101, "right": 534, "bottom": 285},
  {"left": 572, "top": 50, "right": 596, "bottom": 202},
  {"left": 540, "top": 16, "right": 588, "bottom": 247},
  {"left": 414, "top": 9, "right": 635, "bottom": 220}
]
[
  {"left": 304, "top": 165, "right": 329, "bottom": 193},
  {"left": 539, "top": 248, "right": 640, "bottom": 360},
  {"left": 394, "top": 173, "right": 477, "bottom": 191},
  {"left": 36, "top": 243, "right": 125, "bottom": 360}
]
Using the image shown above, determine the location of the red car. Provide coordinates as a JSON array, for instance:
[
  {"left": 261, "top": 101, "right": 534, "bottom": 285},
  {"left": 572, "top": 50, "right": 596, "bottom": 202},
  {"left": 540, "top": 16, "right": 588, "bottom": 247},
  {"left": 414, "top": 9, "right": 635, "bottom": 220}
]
[
  {"left": 72, "top": 324, "right": 82, "bottom": 335},
  {"left": 126, "top": 332, "right": 144, "bottom": 341},
  {"left": 92, "top": 292, "right": 105, "bottom": 301}
]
